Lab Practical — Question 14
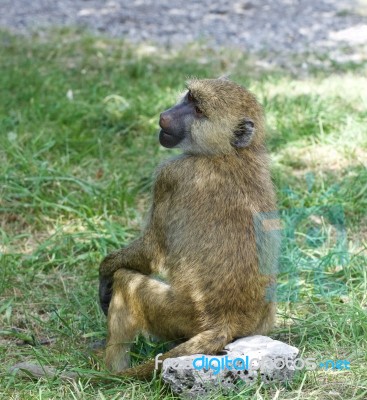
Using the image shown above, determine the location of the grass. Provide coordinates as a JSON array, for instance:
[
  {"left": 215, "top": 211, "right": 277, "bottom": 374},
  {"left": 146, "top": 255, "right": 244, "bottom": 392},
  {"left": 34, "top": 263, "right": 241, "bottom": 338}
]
[{"left": 0, "top": 28, "right": 366, "bottom": 399}]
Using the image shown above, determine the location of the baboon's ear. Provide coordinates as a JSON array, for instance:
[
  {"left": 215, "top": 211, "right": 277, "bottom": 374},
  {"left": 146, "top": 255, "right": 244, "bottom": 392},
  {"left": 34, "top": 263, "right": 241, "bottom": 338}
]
[{"left": 231, "top": 118, "right": 255, "bottom": 148}]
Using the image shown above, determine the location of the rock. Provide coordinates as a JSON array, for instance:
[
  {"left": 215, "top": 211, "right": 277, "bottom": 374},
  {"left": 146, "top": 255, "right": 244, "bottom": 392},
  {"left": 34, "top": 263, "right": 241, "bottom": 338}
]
[
  {"left": 9, "top": 362, "right": 78, "bottom": 380},
  {"left": 161, "top": 335, "right": 299, "bottom": 399}
]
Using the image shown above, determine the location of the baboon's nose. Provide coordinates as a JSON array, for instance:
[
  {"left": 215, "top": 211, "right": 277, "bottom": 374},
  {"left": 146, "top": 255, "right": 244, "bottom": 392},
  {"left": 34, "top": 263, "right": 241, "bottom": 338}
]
[{"left": 159, "top": 113, "right": 170, "bottom": 130}]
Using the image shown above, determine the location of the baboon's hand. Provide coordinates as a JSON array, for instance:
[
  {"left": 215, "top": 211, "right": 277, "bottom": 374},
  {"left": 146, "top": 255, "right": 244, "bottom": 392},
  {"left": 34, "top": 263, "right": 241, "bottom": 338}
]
[
  {"left": 99, "top": 252, "right": 120, "bottom": 315},
  {"left": 98, "top": 243, "right": 151, "bottom": 315},
  {"left": 99, "top": 275, "right": 113, "bottom": 316}
]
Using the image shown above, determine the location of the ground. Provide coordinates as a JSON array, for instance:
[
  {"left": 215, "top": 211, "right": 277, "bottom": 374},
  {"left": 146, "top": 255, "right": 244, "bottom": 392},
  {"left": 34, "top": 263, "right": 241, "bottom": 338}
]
[
  {"left": 1, "top": 0, "right": 367, "bottom": 66},
  {"left": 0, "top": 2, "right": 367, "bottom": 400}
]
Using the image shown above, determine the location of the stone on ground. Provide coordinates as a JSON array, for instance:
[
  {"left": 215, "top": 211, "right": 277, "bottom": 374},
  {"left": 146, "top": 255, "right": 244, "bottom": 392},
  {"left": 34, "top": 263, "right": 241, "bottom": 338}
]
[{"left": 161, "top": 335, "right": 299, "bottom": 399}]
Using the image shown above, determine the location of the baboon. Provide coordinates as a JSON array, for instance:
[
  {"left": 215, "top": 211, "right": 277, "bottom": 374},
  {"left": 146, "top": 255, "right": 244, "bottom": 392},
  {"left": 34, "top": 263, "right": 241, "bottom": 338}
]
[{"left": 99, "top": 78, "right": 279, "bottom": 380}]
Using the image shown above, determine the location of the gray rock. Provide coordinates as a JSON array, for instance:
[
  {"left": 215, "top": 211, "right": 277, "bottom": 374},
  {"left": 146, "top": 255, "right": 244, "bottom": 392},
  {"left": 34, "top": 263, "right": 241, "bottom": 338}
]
[
  {"left": 161, "top": 335, "right": 299, "bottom": 399},
  {"left": 9, "top": 362, "right": 78, "bottom": 380}
]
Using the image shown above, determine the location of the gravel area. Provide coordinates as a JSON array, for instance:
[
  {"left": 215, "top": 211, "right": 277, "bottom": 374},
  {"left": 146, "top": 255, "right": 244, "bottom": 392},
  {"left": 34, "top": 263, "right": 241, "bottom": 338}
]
[{"left": 1, "top": 0, "right": 367, "bottom": 60}]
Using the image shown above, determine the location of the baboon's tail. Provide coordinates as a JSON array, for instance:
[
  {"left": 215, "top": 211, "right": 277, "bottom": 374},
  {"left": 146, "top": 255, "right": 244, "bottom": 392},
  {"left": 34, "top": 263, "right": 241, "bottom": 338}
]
[
  {"left": 9, "top": 331, "right": 229, "bottom": 382},
  {"left": 120, "top": 330, "right": 231, "bottom": 381}
]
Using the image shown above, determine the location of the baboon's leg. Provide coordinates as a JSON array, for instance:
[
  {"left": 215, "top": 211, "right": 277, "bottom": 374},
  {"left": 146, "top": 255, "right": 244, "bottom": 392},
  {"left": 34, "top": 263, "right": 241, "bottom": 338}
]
[
  {"left": 121, "top": 329, "right": 231, "bottom": 380},
  {"left": 105, "top": 268, "right": 199, "bottom": 372}
]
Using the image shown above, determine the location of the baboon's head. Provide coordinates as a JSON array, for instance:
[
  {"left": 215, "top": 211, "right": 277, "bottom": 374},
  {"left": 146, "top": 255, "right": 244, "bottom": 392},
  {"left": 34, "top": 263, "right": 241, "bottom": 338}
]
[{"left": 159, "top": 78, "right": 265, "bottom": 155}]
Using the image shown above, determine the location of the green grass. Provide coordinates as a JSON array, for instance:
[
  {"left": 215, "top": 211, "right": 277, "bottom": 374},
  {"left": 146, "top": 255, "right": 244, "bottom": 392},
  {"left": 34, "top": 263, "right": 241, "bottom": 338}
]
[{"left": 0, "top": 29, "right": 366, "bottom": 399}]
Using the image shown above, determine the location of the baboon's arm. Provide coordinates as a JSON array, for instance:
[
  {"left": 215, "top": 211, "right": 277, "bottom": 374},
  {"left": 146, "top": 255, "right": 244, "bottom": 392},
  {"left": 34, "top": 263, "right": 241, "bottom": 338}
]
[
  {"left": 99, "top": 235, "right": 156, "bottom": 315},
  {"left": 99, "top": 236, "right": 153, "bottom": 277}
]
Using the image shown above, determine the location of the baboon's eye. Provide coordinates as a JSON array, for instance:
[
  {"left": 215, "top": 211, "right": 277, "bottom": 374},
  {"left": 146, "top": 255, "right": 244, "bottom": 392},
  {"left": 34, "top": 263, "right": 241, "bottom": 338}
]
[
  {"left": 187, "top": 91, "right": 193, "bottom": 102},
  {"left": 195, "top": 106, "right": 203, "bottom": 115}
]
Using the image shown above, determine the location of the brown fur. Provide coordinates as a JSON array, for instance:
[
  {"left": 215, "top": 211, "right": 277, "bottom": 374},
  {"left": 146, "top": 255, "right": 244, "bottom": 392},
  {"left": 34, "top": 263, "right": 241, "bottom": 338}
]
[{"left": 99, "top": 78, "right": 279, "bottom": 380}]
